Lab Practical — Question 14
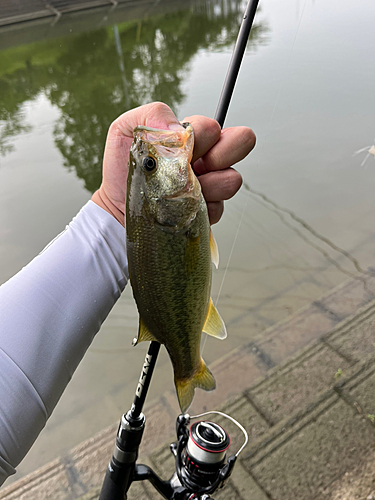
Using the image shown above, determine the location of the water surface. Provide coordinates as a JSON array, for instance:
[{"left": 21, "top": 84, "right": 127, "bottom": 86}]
[{"left": 1, "top": 0, "right": 375, "bottom": 483}]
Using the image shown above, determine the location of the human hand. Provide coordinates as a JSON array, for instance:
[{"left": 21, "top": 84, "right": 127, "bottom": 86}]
[{"left": 92, "top": 102, "right": 255, "bottom": 226}]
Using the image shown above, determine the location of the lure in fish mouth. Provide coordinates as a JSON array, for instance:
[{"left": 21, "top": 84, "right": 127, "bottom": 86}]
[{"left": 126, "top": 123, "right": 227, "bottom": 413}]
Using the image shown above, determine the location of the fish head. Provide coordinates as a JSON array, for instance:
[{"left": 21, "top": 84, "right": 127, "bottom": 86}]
[{"left": 128, "top": 123, "right": 202, "bottom": 230}]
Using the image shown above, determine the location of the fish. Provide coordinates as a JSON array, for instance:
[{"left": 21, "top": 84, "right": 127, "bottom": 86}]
[{"left": 125, "top": 123, "right": 227, "bottom": 413}]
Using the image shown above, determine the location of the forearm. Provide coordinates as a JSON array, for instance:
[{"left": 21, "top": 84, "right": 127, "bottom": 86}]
[{"left": 0, "top": 201, "right": 128, "bottom": 484}]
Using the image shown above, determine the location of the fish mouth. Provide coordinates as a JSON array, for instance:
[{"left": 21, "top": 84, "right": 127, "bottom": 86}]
[{"left": 133, "top": 124, "right": 193, "bottom": 150}]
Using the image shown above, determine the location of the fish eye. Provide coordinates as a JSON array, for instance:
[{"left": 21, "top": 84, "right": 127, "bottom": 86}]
[{"left": 142, "top": 156, "right": 157, "bottom": 172}]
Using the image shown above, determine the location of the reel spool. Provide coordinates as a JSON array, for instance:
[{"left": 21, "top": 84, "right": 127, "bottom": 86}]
[
  {"left": 172, "top": 411, "right": 248, "bottom": 497},
  {"left": 183, "top": 421, "right": 230, "bottom": 488}
]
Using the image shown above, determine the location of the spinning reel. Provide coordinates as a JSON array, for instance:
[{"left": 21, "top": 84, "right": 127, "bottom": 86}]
[
  {"left": 169, "top": 411, "right": 248, "bottom": 499},
  {"left": 99, "top": 404, "right": 248, "bottom": 499}
]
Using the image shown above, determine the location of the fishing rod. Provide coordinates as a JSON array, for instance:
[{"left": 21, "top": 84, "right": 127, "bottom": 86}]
[
  {"left": 98, "top": 1, "right": 259, "bottom": 498},
  {"left": 215, "top": 0, "right": 260, "bottom": 128}
]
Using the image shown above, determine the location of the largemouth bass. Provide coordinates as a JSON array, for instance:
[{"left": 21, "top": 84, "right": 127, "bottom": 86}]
[{"left": 126, "top": 123, "right": 227, "bottom": 412}]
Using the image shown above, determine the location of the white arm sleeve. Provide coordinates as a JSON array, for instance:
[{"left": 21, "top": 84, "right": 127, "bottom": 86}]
[{"left": 0, "top": 201, "right": 128, "bottom": 485}]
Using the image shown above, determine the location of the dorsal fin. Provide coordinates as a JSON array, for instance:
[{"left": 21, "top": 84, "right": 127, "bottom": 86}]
[
  {"left": 202, "top": 298, "right": 227, "bottom": 340},
  {"left": 210, "top": 229, "right": 219, "bottom": 269}
]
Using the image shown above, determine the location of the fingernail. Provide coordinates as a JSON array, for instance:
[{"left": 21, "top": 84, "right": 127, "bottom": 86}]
[{"left": 168, "top": 122, "right": 185, "bottom": 131}]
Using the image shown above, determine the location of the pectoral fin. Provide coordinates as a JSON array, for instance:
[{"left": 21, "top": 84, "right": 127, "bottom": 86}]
[
  {"left": 133, "top": 318, "right": 158, "bottom": 345},
  {"left": 210, "top": 229, "right": 219, "bottom": 269},
  {"left": 202, "top": 298, "right": 227, "bottom": 340},
  {"left": 175, "top": 360, "right": 216, "bottom": 412}
]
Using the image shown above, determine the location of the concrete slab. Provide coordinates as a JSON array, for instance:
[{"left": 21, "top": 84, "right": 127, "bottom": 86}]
[
  {"left": 326, "top": 455, "right": 375, "bottom": 500},
  {"left": 78, "top": 488, "right": 100, "bottom": 500},
  {"left": 346, "top": 361, "right": 375, "bottom": 426},
  {"left": 78, "top": 481, "right": 157, "bottom": 500},
  {"left": 62, "top": 424, "right": 117, "bottom": 495},
  {"left": 246, "top": 397, "right": 375, "bottom": 500},
  {"left": 0, "top": 459, "right": 72, "bottom": 500},
  {"left": 257, "top": 302, "right": 337, "bottom": 365},
  {"left": 326, "top": 305, "right": 375, "bottom": 364},
  {"left": 189, "top": 343, "right": 269, "bottom": 415},
  {"left": 248, "top": 343, "right": 351, "bottom": 424},
  {"left": 210, "top": 483, "right": 245, "bottom": 500},
  {"left": 317, "top": 276, "right": 375, "bottom": 320},
  {"left": 226, "top": 461, "right": 269, "bottom": 500},
  {"left": 215, "top": 394, "right": 271, "bottom": 454},
  {"left": 255, "top": 276, "right": 375, "bottom": 367}
]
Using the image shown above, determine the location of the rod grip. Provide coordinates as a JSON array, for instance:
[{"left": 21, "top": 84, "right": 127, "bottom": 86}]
[{"left": 98, "top": 464, "right": 129, "bottom": 500}]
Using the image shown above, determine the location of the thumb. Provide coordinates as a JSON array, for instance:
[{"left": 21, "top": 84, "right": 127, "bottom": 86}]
[
  {"left": 144, "top": 102, "right": 185, "bottom": 131},
  {"left": 115, "top": 101, "right": 185, "bottom": 136}
]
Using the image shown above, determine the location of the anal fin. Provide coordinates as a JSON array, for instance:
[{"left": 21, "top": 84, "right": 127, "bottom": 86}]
[
  {"left": 202, "top": 298, "right": 227, "bottom": 340},
  {"left": 210, "top": 229, "right": 219, "bottom": 269}
]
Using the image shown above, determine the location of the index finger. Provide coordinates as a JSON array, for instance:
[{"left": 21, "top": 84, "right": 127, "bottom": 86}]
[
  {"left": 193, "top": 126, "right": 256, "bottom": 176},
  {"left": 182, "top": 115, "right": 221, "bottom": 163}
]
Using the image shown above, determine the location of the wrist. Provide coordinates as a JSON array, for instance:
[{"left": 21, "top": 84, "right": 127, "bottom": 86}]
[{"left": 91, "top": 189, "right": 125, "bottom": 227}]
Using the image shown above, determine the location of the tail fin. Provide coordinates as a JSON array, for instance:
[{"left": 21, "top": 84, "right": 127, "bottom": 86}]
[{"left": 175, "top": 360, "right": 216, "bottom": 413}]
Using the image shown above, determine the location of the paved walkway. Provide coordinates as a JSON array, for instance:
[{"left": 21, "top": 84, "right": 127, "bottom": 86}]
[
  {"left": 0, "top": 0, "right": 170, "bottom": 27},
  {"left": 2, "top": 275, "right": 375, "bottom": 499}
]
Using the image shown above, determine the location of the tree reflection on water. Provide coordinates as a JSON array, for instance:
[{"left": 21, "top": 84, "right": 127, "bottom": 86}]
[{"left": 0, "top": 0, "right": 268, "bottom": 191}]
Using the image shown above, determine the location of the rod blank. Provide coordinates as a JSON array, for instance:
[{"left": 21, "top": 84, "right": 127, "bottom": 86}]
[{"left": 214, "top": 0, "right": 260, "bottom": 128}]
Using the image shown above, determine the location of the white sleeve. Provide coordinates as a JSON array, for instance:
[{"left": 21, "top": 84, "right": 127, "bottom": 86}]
[{"left": 0, "top": 201, "right": 128, "bottom": 485}]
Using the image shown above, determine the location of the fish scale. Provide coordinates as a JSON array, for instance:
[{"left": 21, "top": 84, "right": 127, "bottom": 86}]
[{"left": 130, "top": 204, "right": 210, "bottom": 370}]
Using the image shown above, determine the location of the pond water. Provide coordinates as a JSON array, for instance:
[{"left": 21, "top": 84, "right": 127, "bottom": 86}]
[{"left": 1, "top": 0, "right": 375, "bottom": 484}]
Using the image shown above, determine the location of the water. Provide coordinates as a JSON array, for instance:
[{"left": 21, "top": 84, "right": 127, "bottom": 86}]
[{"left": 1, "top": 0, "right": 375, "bottom": 483}]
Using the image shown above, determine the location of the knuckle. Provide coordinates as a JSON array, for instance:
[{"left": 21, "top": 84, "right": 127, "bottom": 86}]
[
  {"left": 196, "top": 117, "right": 221, "bottom": 144},
  {"left": 109, "top": 118, "right": 118, "bottom": 131},
  {"left": 206, "top": 147, "right": 222, "bottom": 168},
  {"left": 147, "top": 101, "right": 172, "bottom": 115},
  {"left": 223, "top": 169, "right": 242, "bottom": 198},
  {"left": 209, "top": 118, "right": 222, "bottom": 140},
  {"left": 208, "top": 201, "right": 224, "bottom": 225},
  {"left": 107, "top": 118, "right": 121, "bottom": 138}
]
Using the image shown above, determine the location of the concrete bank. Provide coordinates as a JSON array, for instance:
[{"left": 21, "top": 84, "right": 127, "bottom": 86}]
[
  {"left": 0, "top": 0, "right": 161, "bottom": 27},
  {"left": 2, "top": 275, "right": 375, "bottom": 499}
]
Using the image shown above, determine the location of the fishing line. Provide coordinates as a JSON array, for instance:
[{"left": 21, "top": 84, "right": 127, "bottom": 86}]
[
  {"left": 203, "top": 0, "right": 313, "bottom": 360},
  {"left": 204, "top": 0, "right": 310, "bottom": 349},
  {"left": 215, "top": 195, "right": 250, "bottom": 307},
  {"left": 201, "top": 0, "right": 259, "bottom": 355},
  {"left": 201, "top": 194, "right": 249, "bottom": 355},
  {"left": 268, "top": 0, "right": 308, "bottom": 127}
]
